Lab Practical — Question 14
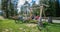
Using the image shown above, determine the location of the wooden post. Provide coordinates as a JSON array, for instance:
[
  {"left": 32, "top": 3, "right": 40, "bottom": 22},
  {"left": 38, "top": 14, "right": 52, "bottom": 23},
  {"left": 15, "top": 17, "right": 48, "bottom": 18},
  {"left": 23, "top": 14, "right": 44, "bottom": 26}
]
[
  {"left": 43, "top": 9, "right": 46, "bottom": 21},
  {"left": 38, "top": 6, "right": 43, "bottom": 27}
]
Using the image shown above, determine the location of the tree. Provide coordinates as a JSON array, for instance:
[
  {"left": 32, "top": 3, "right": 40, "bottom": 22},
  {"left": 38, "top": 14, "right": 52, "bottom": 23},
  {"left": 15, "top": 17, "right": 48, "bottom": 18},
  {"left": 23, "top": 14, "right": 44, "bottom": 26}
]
[
  {"left": 2, "top": 0, "right": 18, "bottom": 18},
  {"left": 20, "top": 1, "right": 30, "bottom": 17},
  {"left": 2, "top": 0, "right": 9, "bottom": 18},
  {"left": 32, "top": 1, "right": 40, "bottom": 16},
  {"left": 46, "top": 0, "right": 56, "bottom": 23},
  {"left": 9, "top": 2, "right": 17, "bottom": 16},
  {"left": 47, "top": 0, "right": 56, "bottom": 17}
]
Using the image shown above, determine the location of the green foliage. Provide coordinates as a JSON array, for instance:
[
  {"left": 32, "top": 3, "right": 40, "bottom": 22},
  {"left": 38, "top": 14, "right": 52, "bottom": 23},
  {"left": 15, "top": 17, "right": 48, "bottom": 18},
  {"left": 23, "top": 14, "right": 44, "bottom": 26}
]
[
  {"left": 1, "top": 0, "right": 18, "bottom": 18},
  {"left": 33, "top": 8, "right": 40, "bottom": 16},
  {"left": 40, "top": 0, "right": 56, "bottom": 17},
  {"left": 32, "top": 3, "right": 40, "bottom": 16},
  {"left": 43, "top": 22, "right": 48, "bottom": 28},
  {"left": 46, "top": 0, "right": 56, "bottom": 16}
]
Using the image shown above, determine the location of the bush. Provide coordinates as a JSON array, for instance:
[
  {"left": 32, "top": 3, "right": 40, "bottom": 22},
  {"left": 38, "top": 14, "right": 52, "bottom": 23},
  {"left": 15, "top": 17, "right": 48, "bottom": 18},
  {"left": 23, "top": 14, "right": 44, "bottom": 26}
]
[{"left": 43, "top": 22, "right": 48, "bottom": 28}]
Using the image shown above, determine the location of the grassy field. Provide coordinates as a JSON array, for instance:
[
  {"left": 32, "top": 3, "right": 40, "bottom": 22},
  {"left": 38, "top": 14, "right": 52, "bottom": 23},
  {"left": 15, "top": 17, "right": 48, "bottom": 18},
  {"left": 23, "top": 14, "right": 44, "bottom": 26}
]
[
  {"left": 0, "top": 19, "right": 60, "bottom": 32},
  {"left": 41, "top": 23, "right": 60, "bottom": 32},
  {"left": 0, "top": 19, "right": 40, "bottom": 32}
]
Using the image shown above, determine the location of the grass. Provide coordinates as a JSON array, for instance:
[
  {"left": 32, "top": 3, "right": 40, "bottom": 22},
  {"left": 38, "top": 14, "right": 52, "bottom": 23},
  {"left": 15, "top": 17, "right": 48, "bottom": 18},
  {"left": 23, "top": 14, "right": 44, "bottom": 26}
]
[
  {"left": 0, "top": 19, "right": 40, "bottom": 32},
  {"left": 0, "top": 19, "right": 60, "bottom": 32},
  {"left": 48, "top": 23, "right": 60, "bottom": 32},
  {"left": 41, "top": 22, "right": 60, "bottom": 32}
]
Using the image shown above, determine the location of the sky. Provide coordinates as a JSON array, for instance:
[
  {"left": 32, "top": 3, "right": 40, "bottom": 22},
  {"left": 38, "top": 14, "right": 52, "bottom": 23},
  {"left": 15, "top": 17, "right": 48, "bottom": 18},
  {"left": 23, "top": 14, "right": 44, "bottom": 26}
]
[
  {"left": 59, "top": 0, "right": 60, "bottom": 4},
  {"left": 17, "top": 0, "right": 39, "bottom": 13},
  {"left": 17, "top": 0, "right": 39, "bottom": 8},
  {"left": 18, "top": 0, "right": 39, "bottom": 7}
]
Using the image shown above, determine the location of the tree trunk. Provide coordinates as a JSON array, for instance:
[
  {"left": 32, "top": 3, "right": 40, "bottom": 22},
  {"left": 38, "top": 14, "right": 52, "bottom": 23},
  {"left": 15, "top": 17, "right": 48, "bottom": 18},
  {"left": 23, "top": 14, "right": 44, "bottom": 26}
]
[{"left": 48, "top": 16, "right": 52, "bottom": 23}]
